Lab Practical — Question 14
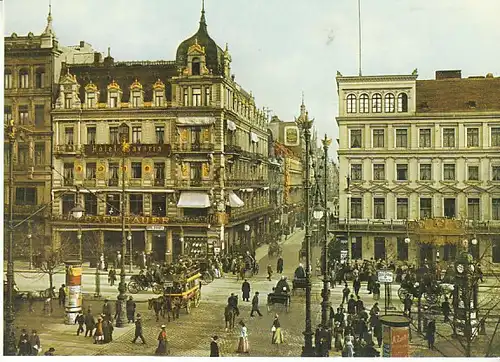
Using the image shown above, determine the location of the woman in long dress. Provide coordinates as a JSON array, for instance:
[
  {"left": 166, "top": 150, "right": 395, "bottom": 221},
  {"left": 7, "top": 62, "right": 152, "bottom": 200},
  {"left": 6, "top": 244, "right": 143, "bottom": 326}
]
[
  {"left": 93, "top": 317, "right": 104, "bottom": 344},
  {"left": 236, "top": 320, "right": 249, "bottom": 353},
  {"left": 156, "top": 325, "right": 169, "bottom": 355},
  {"left": 272, "top": 314, "right": 284, "bottom": 344}
]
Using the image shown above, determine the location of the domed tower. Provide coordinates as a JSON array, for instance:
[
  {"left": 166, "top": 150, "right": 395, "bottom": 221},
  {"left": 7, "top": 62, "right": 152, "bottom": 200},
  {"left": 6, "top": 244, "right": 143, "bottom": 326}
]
[{"left": 176, "top": 1, "right": 224, "bottom": 76}]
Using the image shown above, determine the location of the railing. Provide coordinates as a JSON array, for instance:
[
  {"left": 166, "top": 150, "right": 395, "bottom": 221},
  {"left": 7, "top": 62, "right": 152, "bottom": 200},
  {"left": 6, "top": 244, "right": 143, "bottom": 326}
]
[
  {"left": 175, "top": 179, "right": 212, "bottom": 188},
  {"left": 224, "top": 144, "right": 242, "bottom": 154},
  {"left": 175, "top": 143, "right": 214, "bottom": 152},
  {"left": 64, "top": 178, "right": 74, "bottom": 186},
  {"left": 226, "top": 179, "right": 267, "bottom": 187},
  {"left": 154, "top": 178, "right": 165, "bottom": 187},
  {"left": 54, "top": 144, "right": 82, "bottom": 153},
  {"left": 4, "top": 204, "right": 46, "bottom": 216},
  {"left": 108, "top": 178, "right": 119, "bottom": 186}
]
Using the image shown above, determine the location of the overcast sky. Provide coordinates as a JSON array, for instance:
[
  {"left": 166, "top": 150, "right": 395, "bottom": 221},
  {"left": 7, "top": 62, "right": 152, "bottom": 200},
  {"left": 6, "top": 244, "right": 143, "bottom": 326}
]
[{"left": 4, "top": 0, "right": 500, "bottom": 156}]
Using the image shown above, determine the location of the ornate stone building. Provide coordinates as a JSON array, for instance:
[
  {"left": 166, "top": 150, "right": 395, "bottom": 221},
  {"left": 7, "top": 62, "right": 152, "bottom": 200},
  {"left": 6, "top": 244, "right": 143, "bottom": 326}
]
[
  {"left": 50, "top": 6, "right": 274, "bottom": 262},
  {"left": 334, "top": 70, "right": 500, "bottom": 268}
]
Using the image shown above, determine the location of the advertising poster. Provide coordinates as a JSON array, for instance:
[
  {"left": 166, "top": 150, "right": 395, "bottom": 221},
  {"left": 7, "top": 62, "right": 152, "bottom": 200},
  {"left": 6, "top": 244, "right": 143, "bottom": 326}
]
[
  {"left": 382, "top": 325, "right": 391, "bottom": 357},
  {"left": 284, "top": 126, "right": 300, "bottom": 146},
  {"left": 391, "top": 327, "right": 409, "bottom": 357}
]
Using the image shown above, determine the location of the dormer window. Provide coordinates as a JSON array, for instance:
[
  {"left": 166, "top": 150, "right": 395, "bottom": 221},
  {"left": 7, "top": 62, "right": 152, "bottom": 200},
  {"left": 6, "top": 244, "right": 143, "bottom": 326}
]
[
  {"left": 154, "top": 91, "right": 164, "bottom": 107},
  {"left": 152, "top": 79, "right": 166, "bottom": 107},
  {"left": 85, "top": 82, "right": 99, "bottom": 109},
  {"left": 131, "top": 91, "right": 141, "bottom": 107},
  {"left": 110, "top": 94, "right": 118, "bottom": 108},
  {"left": 64, "top": 93, "right": 72, "bottom": 109},
  {"left": 192, "top": 57, "right": 201, "bottom": 75},
  {"left": 129, "top": 79, "right": 143, "bottom": 108},
  {"left": 107, "top": 80, "right": 122, "bottom": 108},
  {"left": 86, "top": 93, "right": 96, "bottom": 108}
]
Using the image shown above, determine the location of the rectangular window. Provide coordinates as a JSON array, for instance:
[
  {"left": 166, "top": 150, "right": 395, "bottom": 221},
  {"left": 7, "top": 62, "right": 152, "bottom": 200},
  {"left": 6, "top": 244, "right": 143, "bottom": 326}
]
[
  {"left": 84, "top": 194, "right": 98, "bottom": 215},
  {"left": 131, "top": 162, "right": 142, "bottom": 179},
  {"left": 20, "top": 72, "right": 29, "bottom": 88},
  {"left": 109, "top": 127, "right": 119, "bottom": 144},
  {"left": 35, "top": 71, "right": 45, "bottom": 88},
  {"left": 419, "top": 164, "right": 432, "bottom": 181},
  {"left": 492, "top": 199, "right": 500, "bottom": 220},
  {"left": 397, "top": 198, "right": 408, "bottom": 219},
  {"left": 396, "top": 164, "right": 408, "bottom": 181},
  {"left": 86, "top": 93, "right": 96, "bottom": 108},
  {"left": 443, "top": 128, "right": 455, "bottom": 147},
  {"left": 110, "top": 95, "right": 118, "bottom": 108},
  {"left": 467, "top": 128, "right": 479, "bottom": 147},
  {"left": 154, "top": 92, "right": 164, "bottom": 107},
  {"left": 132, "top": 126, "right": 141, "bottom": 144},
  {"left": 65, "top": 127, "right": 74, "bottom": 145},
  {"left": 443, "top": 164, "right": 456, "bottom": 181},
  {"left": 5, "top": 73, "right": 13, "bottom": 89},
  {"left": 4, "top": 106, "right": 12, "bottom": 123},
  {"left": 373, "top": 164, "right": 385, "bottom": 181},
  {"left": 62, "top": 194, "right": 75, "bottom": 215},
  {"left": 106, "top": 194, "right": 120, "bottom": 215},
  {"left": 205, "top": 87, "right": 211, "bottom": 106},
  {"left": 86, "top": 162, "right": 96, "bottom": 180},
  {"left": 108, "top": 163, "right": 119, "bottom": 186},
  {"left": 155, "top": 126, "right": 165, "bottom": 144},
  {"left": 467, "top": 198, "right": 480, "bottom": 220},
  {"left": 183, "top": 88, "right": 189, "bottom": 106},
  {"left": 468, "top": 166, "right": 479, "bottom": 181},
  {"left": 190, "top": 162, "right": 202, "bottom": 182},
  {"left": 351, "top": 164, "right": 362, "bottom": 181},
  {"left": 129, "top": 194, "right": 143, "bottom": 215},
  {"left": 131, "top": 92, "right": 141, "bottom": 107},
  {"left": 152, "top": 194, "right": 167, "bottom": 217},
  {"left": 350, "top": 130, "right": 362, "bottom": 148},
  {"left": 395, "top": 129, "right": 408, "bottom": 148},
  {"left": 419, "top": 129, "right": 431, "bottom": 148},
  {"left": 374, "top": 237, "right": 386, "bottom": 260},
  {"left": 15, "top": 187, "right": 36, "bottom": 205},
  {"left": 17, "top": 146, "right": 29, "bottom": 165},
  {"left": 35, "top": 105, "right": 44, "bottom": 127},
  {"left": 443, "top": 245, "right": 457, "bottom": 262},
  {"left": 34, "top": 144, "right": 44, "bottom": 165},
  {"left": 420, "top": 198, "right": 432, "bottom": 218},
  {"left": 352, "top": 237, "right": 362, "bottom": 260},
  {"left": 65, "top": 94, "right": 72, "bottom": 109},
  {"left": 64, "top": 163, "right": 74, "bottom": 185},
  {"left": 87, "top": 127, "right": 96, "bottom": 145},
  {"left": 374, "top": 198, "right": 385, "bottom": 219},
  {"left": 493, "top": 166, "right": 500, "bottom": 181},
  {"left": 492, "top": 128, "right": 500, "bottom": 147},
  {"left": 19, "top": 105, "right": 29, "bottom": 124},
  {"left": 444, "top": 198, "right": 456, "bottom": 218},
  {"left": 373, "top": 129, "right": 385, "bottom": 148},
  {"left": 154, "top": 162, "right": 165, "bottom": 185},
  {"left": 192, "top": 88, "right": 202, "bottom": 106},
  {"left": 350, "top": 198, "right": 362, "bottom": 219},
  {"left": 397, "top": 237, "right": 409, "bottom": 261}
]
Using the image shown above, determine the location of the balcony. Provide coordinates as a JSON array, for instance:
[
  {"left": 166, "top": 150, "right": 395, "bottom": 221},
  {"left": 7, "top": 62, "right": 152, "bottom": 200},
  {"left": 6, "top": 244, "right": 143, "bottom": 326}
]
[
  {"left": 54, "top": 144, "right": 82, "bottom": 155},
  {"left": 224, "top": 144, "right": 242, "bottom": 154},
  {"left": 108, "top": 178, "right": 119, "bottom": 187},
  {"left": 175, "top": 179, "right": 212, "bottom": 188},
  {"left": 154, "top": 178, "right": 165, "bottom": 187},
  {"left": 5, "top": 204, "right": 47, "bottom": 216},
  {"left": 64, "top": 178, "right": 74, "bottom": 186},
  {"left": 175, "top": 142, "right": 214, "bottom": 153},
  {"left": 226, "top": 179, "right": 268, "bottom": 188}
]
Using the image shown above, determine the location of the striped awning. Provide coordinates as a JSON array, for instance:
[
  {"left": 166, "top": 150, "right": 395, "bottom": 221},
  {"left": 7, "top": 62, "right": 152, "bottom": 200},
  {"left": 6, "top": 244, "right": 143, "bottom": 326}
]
[{"left": 177, "top": 192, "right": 211, "bottom": 208}]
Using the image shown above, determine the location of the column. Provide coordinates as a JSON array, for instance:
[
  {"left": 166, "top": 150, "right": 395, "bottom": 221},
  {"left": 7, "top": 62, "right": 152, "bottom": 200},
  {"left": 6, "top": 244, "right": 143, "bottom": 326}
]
[
  {"left": 166, "top": 229, "right": 173, "bottom": 263},
  {"left": 145, "top": 233, "right": 152, "bottom": 254}
]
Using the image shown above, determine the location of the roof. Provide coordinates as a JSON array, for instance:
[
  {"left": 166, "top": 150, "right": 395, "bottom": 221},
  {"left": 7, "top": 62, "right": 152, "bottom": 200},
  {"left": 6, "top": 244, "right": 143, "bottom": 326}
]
[{"left": 416, "top": 77, "right": 500, "bottom": 113}]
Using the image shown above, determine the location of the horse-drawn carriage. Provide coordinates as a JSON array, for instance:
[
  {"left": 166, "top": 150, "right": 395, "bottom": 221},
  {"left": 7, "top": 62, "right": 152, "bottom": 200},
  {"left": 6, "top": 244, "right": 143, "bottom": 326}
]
[
  {"left": 163, "top": 268, "right": 202, "bottom": 314},
  {"left": 127, "top": 274, "right": 162, "bottom": 294},
  {"left": 267, "top": 278, "right": 291, "bottom": 312},
  {"left": 397, "top": 278, "right": 454, "bottom": 305}
]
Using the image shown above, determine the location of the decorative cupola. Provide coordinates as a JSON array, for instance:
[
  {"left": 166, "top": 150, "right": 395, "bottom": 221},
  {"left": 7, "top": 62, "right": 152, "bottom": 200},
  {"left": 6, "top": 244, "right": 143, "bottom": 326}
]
[
  {"left": 183, "top": 38, "right": 210, "bottom": 76},
  {"left": 41, "top": 3, "right": 56, "bottom": 48},
  {"left": 55, "top": 69, "right": 81, "bottom": 109},
  {"left": 84, "top": 81, "right": 99, "bottom": 109},
  {"left": 107, "top": 79, "right": 122, "bottom": 108},
  {"left": 129, "top": 78, "right": 144, "bottom": 108},
  {"left": 152, "top": 79, "right": 166, "bottom": 107}
]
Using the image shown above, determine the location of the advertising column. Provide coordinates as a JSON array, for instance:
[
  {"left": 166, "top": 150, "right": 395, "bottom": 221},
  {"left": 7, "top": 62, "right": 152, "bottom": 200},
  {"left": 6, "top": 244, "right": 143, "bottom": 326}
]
[
  {"left": 64, "top": 261, "right": 83, "bottom": 324},
  {"left": 380, "top": 315, "right": 410, "bottom": 357}
]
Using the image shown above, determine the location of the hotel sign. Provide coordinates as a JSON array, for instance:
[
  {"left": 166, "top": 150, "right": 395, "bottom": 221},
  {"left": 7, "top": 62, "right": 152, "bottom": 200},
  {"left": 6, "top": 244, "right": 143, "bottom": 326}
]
[
  {"left": 54, "top": 215, "right": 170, "bottom": 225},
  {"left": 84, "top": 144, "right": 172, "bottom": 157}
]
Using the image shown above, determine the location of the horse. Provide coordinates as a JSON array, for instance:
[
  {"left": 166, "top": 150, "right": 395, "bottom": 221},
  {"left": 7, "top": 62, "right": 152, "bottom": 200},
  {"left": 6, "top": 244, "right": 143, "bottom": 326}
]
[
  {"left": 148, "top": 297, "right": 165, "bottom": 322},
  {"left": 224, "top": 305, "right": 236, "bottom": 331}
]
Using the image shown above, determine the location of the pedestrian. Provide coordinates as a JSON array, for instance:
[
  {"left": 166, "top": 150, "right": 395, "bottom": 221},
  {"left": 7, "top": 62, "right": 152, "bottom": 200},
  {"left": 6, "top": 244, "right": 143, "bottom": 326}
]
[
  {"left": 373, "top": 315, "right": 382, "bottom": 347},
  {"left": 85, "top": 308, "right": 96, "bottom": 337},
  {"left": 132, "top": 314, "right": 146, "bottom": 344},
  {"left": 115, "top": 251, "right": 122, "bottom": 269},
  {"left": 403, "top": 294, "right": 413, "bottom": 319},
  {"left": 426, "top": 320, "right": 436, "bottom": 350},
  {"left": 267, "top": 264, "right": 273, "bottom": 281},
  {"left": 102, "top": 299, "right": 113, "bottom": 321},
  {"left": 17, "top": 328, "right": 30, "bottom": 356},
  {"left": 355, "top": 295, "right": 364, "bottom": 315},
  {"left": 276, "top": 256, "right": 284, "bottom": 274},
  {"left": 99, "top": 253, "right": 105, "bottom": 270},
  {"left": 114, "top": 299, "right": 122, "bottom": 321},
  {"left": 236, "top": 320, "right": 249, "bottom": 353},
  {"left": 334, "top": 321, "right": 344, "bottom": 352},
  {"left": 29, "top": 330, "right": 41, "bottom": 356},
  {"left": 94, "top": 317, "right": 104, "bottom": 344},
  {"left": 58, "top": 284, "right": 66, "bottom": 307},
  {"left": 43, "top": 297, "right": 52, "bottom": 316},
  {"left": 103, "top": 317, "right": 112, "bottom": 343},
  {"left": 477, "top": 264, "right": 484, "bottom": 282},
  {"left": 353, "top": 277, "right": 361, "bottom": 297},
  {"left": 155, "top": 325, "right": 169, "bottom": 355},
  {"left": 241, "top": 279, "right": 251, "bottom": 302},
  {"left": 75, "top": 311, "right": 85, "bottom": 336},
  {"left": 108, "top": 267, "right": 117, "bottom": 286},
  {"left": 344, "top": 337, "right": 354, "bottom": 357},
  {"left": 342, "top": 284, "right": 351, "bottom": 304},
  {"left": 442, "top": 296, "right": 451, "bottom": 322},
  {"left": 44, "top": 347, "right": 56, "bottom": 356},
  {"left": 27, "top": 292, "right": 35, "bottom": 313},
  {"left": 347, "top": 295, "right": 356, "bottom": 315},
  {"left": 271, "top": 314, "right": 284, "bottom": 344},
  {"left": 210, "top": 335, "right": 220, "bottom": 357},
  {"left": 127, "top": 296, "right": 136, "bottom": 323},
  {"left": 372, "top": 281, "right": 381, "bottom": 301},
  {"left": 367, "top": 271, "right": 374, "bottom": 293},
  {"left": 250, "top": 291, "right": 263, "bottom": 317}
]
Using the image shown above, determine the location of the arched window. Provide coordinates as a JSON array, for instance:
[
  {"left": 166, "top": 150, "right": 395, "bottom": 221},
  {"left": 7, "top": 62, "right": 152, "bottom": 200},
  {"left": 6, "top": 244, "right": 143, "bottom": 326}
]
[
  {"left": 372, "top": 93, "right": 382, "bottom": 113},
  {"left": 397, "top": 93, "right": 408, "bottom": 112},
  {"left": 35, "top": 67, "right": 45, "bottom": 88},
  {"left": 359, "top": 94, "right": 369, "bottom": 113},
  {"left": 346, "top": 94, "right": 357, "bottom": 113},
  {"left": 192, "top": 57, "right": 200, "bottom": 76},
  {"left": 19, "top": 68, "right": 29, "bottom": 89},
  {"left": 384, "top": 93, "right": 395, "bottom": 113},
  {"left": 4, "top": 69, "right": 13, "bottom": 89}
]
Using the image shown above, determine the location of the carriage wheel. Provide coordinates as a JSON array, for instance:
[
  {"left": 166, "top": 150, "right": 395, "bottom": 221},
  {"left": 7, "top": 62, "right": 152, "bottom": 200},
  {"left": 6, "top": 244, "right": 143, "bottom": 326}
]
[
  {"left": 152, "top": 283, "right": 162, "bottom": 294},
  {"left": 397, "top": 287, "right": 408, "bottom": 302},
  {"left": 194, "top": 290, "right": 201, "bottom": 307},
  {"left": 186, "top": 299, "right": 192, "bottom": 314},
  {"left": 128, "top": 281, "right": 139, "bottom": 294},
  {"left": 285, "top": 298, "right": 290, "bottom": 313}
]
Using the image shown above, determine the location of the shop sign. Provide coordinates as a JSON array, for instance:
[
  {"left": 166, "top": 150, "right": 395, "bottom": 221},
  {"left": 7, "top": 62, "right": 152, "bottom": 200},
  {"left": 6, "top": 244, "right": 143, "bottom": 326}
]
[
  {"left": 84, "top": 144, "right": 172, "bottom": 157},
  {"left": 55, "top": 215, "right": 170, "bottom": 225},
  {"left": 146, "top": 225, "right": 165, "bottom": 231},
  {"left": 378, "top": 270, "right": 394, "bottom": 283}
]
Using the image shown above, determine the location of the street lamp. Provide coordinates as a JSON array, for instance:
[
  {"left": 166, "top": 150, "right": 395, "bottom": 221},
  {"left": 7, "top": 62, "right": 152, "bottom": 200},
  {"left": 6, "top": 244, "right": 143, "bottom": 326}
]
[
  {"left": 346, "top": 187, "right": 352, "bottom": 264},
  {"left": 27, "top": 222, "right": 33, "bottom": 270},
  {"left": 128, "top": 232, "right": 133, "bottom": 273},
  {"left": 312, "top": 204, "right": 324, "bottom": 222},
  {"left": 295, "top": 109, "right": 315, "bottom": 356},
  {"left": 244, "top": 224, "right": 251, "bottom": 252},
  {"left": 71, "top": 204, "right": 84, "bottom": 261}
]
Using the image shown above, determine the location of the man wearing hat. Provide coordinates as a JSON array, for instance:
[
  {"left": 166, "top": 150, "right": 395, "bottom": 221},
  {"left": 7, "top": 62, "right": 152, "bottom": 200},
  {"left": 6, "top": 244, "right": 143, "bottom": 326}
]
[
  {"left": 250, "top": 291, "right": 263, "bottom": 317},
  {"left": 132, "top": 314, "right": 146, "bottom": 344},
  {"left": 127, "top": 296, "right": 136, "bottom": 323},
  {"left": 102, "top": 299, "right": 113, "bottom": 321},
  {"left": 44, "top": 347, "right": 56, "bottom": 356},
  {"left": 210, "top": 335, "right": 220, "bottom": 357}
]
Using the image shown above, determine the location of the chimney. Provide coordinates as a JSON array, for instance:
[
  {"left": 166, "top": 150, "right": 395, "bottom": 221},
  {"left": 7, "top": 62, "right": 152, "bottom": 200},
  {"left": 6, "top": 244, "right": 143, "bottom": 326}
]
[
  {"left": 79, "top": 41, "right": 85, "bottom": 48},
  {"left": 435, "top": 70, "right": 462, "bottom": 80},
  {"left": 93, "top": 52, "right": 102, "bottom": 64}
]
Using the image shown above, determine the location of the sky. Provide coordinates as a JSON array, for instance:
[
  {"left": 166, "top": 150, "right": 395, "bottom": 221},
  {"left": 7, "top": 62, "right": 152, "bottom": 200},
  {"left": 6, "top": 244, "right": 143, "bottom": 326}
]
[{"left": 4, "top": 0, "right": 500, "bottom": 157}]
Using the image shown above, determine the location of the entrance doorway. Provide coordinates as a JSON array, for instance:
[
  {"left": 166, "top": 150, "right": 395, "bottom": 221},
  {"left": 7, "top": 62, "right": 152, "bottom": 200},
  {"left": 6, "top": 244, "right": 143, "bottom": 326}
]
[
  {"left": 152, "top": 232, "right": 166, "bottom": 262},
  {"left": 419, "top": 244, "right": 434, "bottom": 264},
  {"left": 374, "top": 237, "right": 386, "bottom": 260}
]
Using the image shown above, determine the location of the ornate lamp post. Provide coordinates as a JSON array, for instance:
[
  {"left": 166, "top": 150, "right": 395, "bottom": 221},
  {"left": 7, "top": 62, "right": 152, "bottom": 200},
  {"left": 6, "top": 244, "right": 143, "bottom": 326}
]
[
  {"left": 116, "top": 122, "right": 129, "bottom": 327},
  {"left": 27, "top": 222, "right": 33, "bottom": 270},
  {"left": 70, "top": 203, "right": 84, "bottom": 260},
  {"left": 128, "top": 232, "right": 133, "bottom": 273},
  {"left": 296, "top": 110, "right": 315, "bottom": 356}
]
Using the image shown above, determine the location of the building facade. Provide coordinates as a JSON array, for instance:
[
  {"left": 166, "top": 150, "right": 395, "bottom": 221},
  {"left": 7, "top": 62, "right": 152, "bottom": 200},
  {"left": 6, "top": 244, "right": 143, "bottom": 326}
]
[
  {"left": 334, "top": 70, "right": 500, "bottom": 269},
  {"left": 50, "top": 7, "right": 275, "bottom": 263}
]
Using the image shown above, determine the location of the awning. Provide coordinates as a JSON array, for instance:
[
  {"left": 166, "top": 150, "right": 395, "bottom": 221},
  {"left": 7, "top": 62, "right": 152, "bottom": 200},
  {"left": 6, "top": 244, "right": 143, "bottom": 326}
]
[
  {"left": 250, "top": 132, "right": 259, "bottom": 143},
  {"left": 177, "top": 192, "right": 211, "bottom": 208},
  {"left": 177, "top": 117, "right": 216, "bottom": 126},
  {"left": 228, "top": 191, "right": 244, "bottom": 208},
  {"left": 227, "top": 120, "right": 236, "bottom": 131}
]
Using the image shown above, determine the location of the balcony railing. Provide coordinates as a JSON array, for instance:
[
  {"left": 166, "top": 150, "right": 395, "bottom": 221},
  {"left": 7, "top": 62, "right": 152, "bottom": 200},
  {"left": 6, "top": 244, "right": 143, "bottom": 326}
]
[
  {"left": 175, "top": 143, "right": 214, "bottom": 152},
  {"left": 64, "top": 178, "right": 74, "bottom": 186},
  {"left": 54, "top": 144, "right": 82, "bottom": 154},
  {"left": 4, "top": 204, "right": 46, "bottom": 216},
  {"left": 224, "top": 144, "right": 242, "bottom": 154},
  {"left": 108, "top": 178, "right": 119, "bottom": 186},
  {"left": 175, "top": 179, "right": 212, "bottom": 188},
  {"left": 154, "top": 178, "right": 165, "bottom": 186}
]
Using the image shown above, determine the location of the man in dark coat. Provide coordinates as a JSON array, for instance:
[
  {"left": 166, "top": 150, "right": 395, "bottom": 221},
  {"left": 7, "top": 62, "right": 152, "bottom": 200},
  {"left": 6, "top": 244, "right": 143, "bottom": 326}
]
[
  {"left": 227, "top": 293, "right": 240, "bottom": 316},
  {"left": 441, "top": 296, "right": 451, "bottom": 322},
  {"left": 131, "top": 314, "right": 146, "bottom": 344},
  {"left": 102, "top": 299, "right": 113, "bottom": 321},
  {"left": 114, "top": 299, "right": 122, "bottom": 321},
  {"left": 250, "top": 291, "right": 263, "bottom": 317},
  {"left": 403, "top": 294, "right": 413, "bottom": 318},
  {"left": 210, "top": 335, "right": 220, "bottom": 357},
  {"left": 241, "top": 279, "right": 251, "bottom": 302},
  {"left": 126, "top": 296, "right": 136, "bottom": 323},
  {"left": 58, "top": 284, "right": 66, "bottom": 307},
  {"left": 84, "top": 308, "right": 96, "bottom": 337},
  {"left": 103, "top": 317, "right": 114, "bottom": 343},
  {"left": 29, "top": 330, "right": 41, "bottom": 356},
  {"left": 355, "top": 295, "right": 365, "bottom": 315},
  {"left": 276, "top": 256, "right": 284, "bottom": 274},
  {"left": 353, "top": 277, "right": 361, "bottom": 297},
  {"left": 347, "top": 295, "right": 357, "bottom": 315},
  {"left": 75, "top": 311, "right": 85, "bottom": 336},
  {"left": 17, "top": 329, "right": 30, "bottom": 356},
  {"left": 342, "top": 284, "right": 351, "bottom": 304}
]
